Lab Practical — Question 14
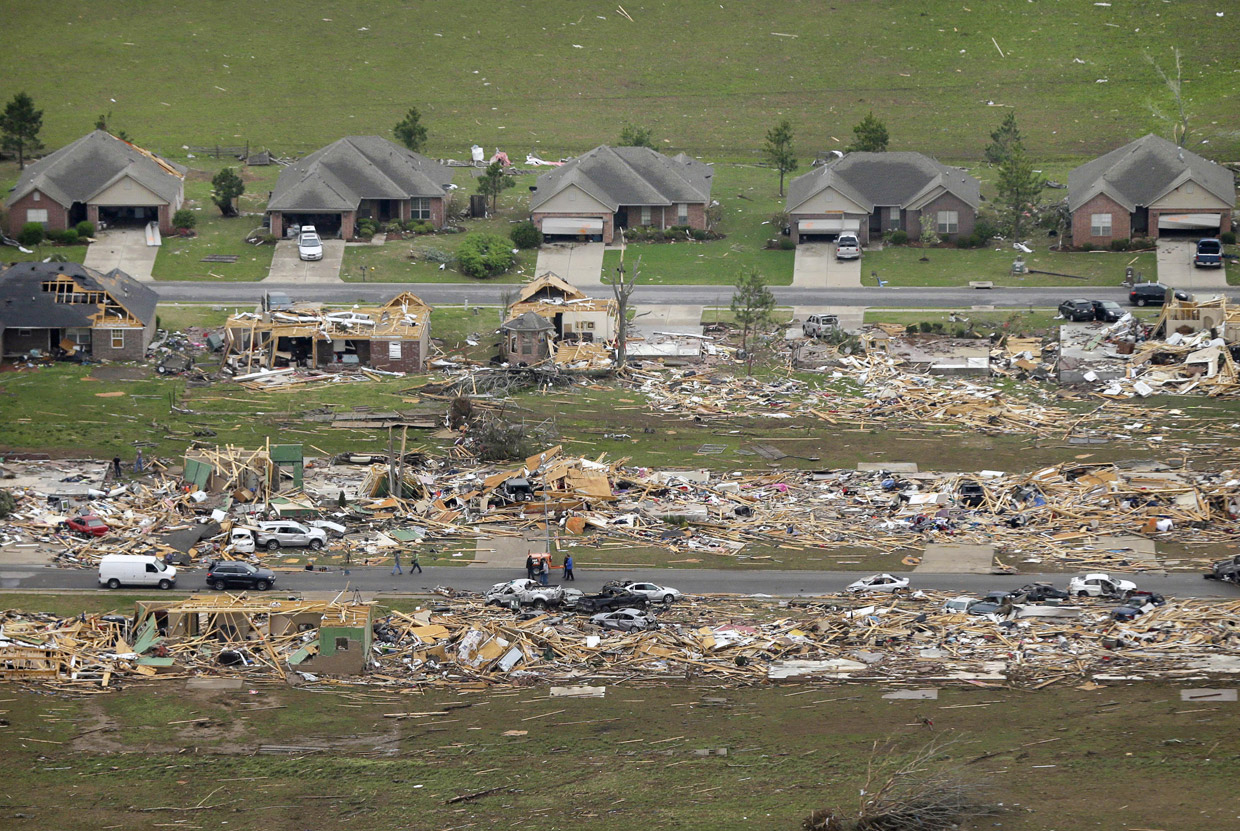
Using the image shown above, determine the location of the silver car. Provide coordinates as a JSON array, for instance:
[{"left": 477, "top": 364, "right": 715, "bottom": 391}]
[
  {"left": 298, "top": 226, "right": 323, "bottom": 261},
  {"left": 588, "top": 608, "right": 656, "bottom": 632},
  {"left": 835, "top": 232, "right": 861, "bottom": 260}
]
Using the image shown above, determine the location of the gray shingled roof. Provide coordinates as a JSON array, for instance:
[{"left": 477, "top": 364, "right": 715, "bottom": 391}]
[
  {"left": 786, "top": 152, "right": 979, "bottom": 214},
  {"left": 4, "top": 130, "right": 186, "bottom": 209},
  {"left": 267, "top": 136, "right": 453, "bottom": 213},
  {"left": 500, "top": 311, "right": 554, "bottom": 333},
  {"left": 0, "top": 261, "right": 157, "bottom": 329},
  {"left": 1067, "top": 133, "right": 1236, "bottom": 212},
  {"left": 530, "top": 146, "right": 713, "bottom": 212}
]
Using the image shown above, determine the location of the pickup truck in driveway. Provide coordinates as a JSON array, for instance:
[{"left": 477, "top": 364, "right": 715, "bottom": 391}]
[{"left": 485, "top": 578, "right": 582, "bottom": 610}]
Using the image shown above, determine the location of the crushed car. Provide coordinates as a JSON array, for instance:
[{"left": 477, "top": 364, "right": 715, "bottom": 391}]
[
  {"left": 588, "top": 608, "right": 657, "bottom": 632},
  {"left": 485, "top": 578, "right": 581, "bottom": 611},
  {"left": 846, "top": 573, "right": 910, "bottom": 593}
]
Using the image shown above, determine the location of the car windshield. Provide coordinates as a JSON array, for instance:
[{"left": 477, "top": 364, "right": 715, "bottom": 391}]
[
  {"left": 84, "top": 518, "right": 105, "bottom": 527},
  {"left": 153, "top": 560, "right": 168, "bottom": 572},
  {"left": 301, "top": 236, "right": 320, "bottom": 245}
]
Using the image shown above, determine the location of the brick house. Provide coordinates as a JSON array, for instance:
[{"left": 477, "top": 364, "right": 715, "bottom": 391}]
[
  {"left": 504, "top": 272, "right": 618, "bottom": 345},
  {"left": 785, "top": 152, "right": 979, "bottom": 245},
  {"left": 0, "top": 261, "right": 156, "bottom": 361},
  {"left": 266, "top": 137, "right": 453, "bottom": 239},
  {"left": 529, "top": 146, "right": 713, "bottom": 244},
  {"left": 1068, "top": 134, "right": 1236, "bottom": 247},
  {"left": 500, "top": 311, "right": 555, "bottom": 365},
  {"left": 4, "top": 130, "right": 186, "bottom": 237}
]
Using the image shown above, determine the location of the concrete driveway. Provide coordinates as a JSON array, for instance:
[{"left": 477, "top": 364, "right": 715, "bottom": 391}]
[
  {"left": 632, "top": 304, "right": 703, "bottom": 338},
  {"left": 83, "top": 228, "right": 158, "bottom": 281},
  {"left": 265, "top": 239, "right": 345, "bottom": 283},
  {"left": 1156, "top": 238, "right": 1227, "bottom": 294},
  {"left": 792, "top": 242, "right": 829, "bottom": 287},
  {"left": 826, "top": 249, "right": 863, "bottom": 287},
  {"left": 535, "top": 242, "right": 604, "bottom": 287}
]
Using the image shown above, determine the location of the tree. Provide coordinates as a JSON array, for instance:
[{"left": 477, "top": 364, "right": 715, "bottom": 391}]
[
  {"left": 510, "top": 220, "right": 543, "bottom": 249},
  {"left": 994, "top": 144, "right": 1045, "bottom": 243},
  {"left": 984, "top": 112, "right": 1023, "bottom": 164},
  {"left": 763, "top": 119, "right": 798, "bottom": 197},
  {"left": 1, "top": 92, "right": 43, "bottom": 168},
  {"left": 393, "top": 107, "right": 428, "bottom": 153},
  {"left": 918, "top": 214, "right": 940, "bottom": 247},
  {"left": 847, "top": 111, "right": 888, "bottom": 153},
  {"left": 1146, "top": 47, "right": 1191, "bottom": 147},
  {"left": 730, "top": 270, "right": 775, "bottom": 376},
  {"left": 456, "top": 232, "right": 515, "bottom": 278},
  {"left": 604, "top": 241, "right": 641, "bottom": 368},
  {"left": 476, "top": 159, "right": 514, "bottom": 213},
  {"left": 211, "top": 167, "right": 245, "bottom": 217},
  {"left": 618, "top": 124, "right": 655, "bottom": 148},
  {"left": 172, "top": 208, "right": 197, "bottom": 232}
]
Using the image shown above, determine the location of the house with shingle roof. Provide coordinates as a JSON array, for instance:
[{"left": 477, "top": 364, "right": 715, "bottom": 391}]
[
  {"left": 4, "top": 130, "right": 186, "bottom": 237},
  {"left": 529, "top": 146, "right": 713, "bottom": 244},
  {"left": 266, "top": 136, "right": 454, "bottom": 239},
  {"left": 1068, "top": 134, "right": 1235, "bottom": 246},
  {"left": 785, "top": 152, "right": 979, "bottom": 245},
  {"left": 0, "top": 261, "right": 157, "bottom": 361}
]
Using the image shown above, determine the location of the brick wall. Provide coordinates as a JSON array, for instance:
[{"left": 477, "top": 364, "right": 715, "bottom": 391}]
[
  {"left": 917, "top": 193, "right": 977, "bottom": 240},
  {"left": 6, "top": 190, "right": 68, "bottom": 237},
  {"left": 156, "top": 204, "right": 174, "bottom": 236},
  {"left": 1071, "top": 193, "right": 1130, "bottom": 247},
  {"left": 532, "top": 211, "right": 614, "bottom": 243},
  {"left": 89, "top": 326, "right": 146, "bottom": 361},
  {"left": 269, "top": 211, "right": 284, "bottom": 238},
  {"left": 2, "top": 327, "right": 52, "bottom": 355},
  {"left": 341, "top": 211, "right": 357, "bottom": 239},
  {"left": 368, "top": 338, "right": 424, "bottom": 373}
]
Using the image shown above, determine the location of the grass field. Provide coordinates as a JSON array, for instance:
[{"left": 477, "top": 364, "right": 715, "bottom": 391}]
[
  {"left": 3, "top": 1, "right": 1238, "bottom": 165},
  {"left": 864, "top": 246, "right": 1158, "bottom": 288},
  {"left": 2, "top": 680, "right": 1235, "bottom": 830}
]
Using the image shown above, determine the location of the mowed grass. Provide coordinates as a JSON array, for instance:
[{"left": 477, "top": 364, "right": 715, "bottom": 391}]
[
  {"left": 3, "top": 681, "right": 1236, "bottom": 830},
  {"left": 864, "top": 245, "right": 1157, "bottom": 287},
  {"left": 3, "top": 1, "right": 1238, "bottom": 164}
]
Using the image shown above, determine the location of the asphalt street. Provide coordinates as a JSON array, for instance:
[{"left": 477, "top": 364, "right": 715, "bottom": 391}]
[{"left": 3, "top": 564, "right": 1236, "bottom": 599}]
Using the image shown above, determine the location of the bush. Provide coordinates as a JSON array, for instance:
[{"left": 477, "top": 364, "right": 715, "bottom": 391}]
[
  {"left": 888, "top": 230, "right": 908, "bottom": 245},
  {"left": 18, "top": 222, "right": 44, "bottom": 246},
  {"left": 1221, "top": 231, "right": 1236, "bottom": 245},
  {"left": 172, "top": 208, "right": 196, "bottom": 231},
  {"left": 954, "top": 235, "right": 974, "bottom": 249},
  {"left": 510, "top": 220, "right": 543, "bottom": 249},
  {"left": 75, "top": 220, "right": 95, "bottom": 238},
  {"left": 385, "top": 220, "right": 405, "bottom": 234},
  {"left": 261, "top": 233, "right": 278, "bottom": 245},
  {"left": 456, "top": 232, "right": 516, "bottom": 278},
  {"left": 1079, "top": 242, "right": 1095, "bottom": 252},
  {"left": 690, "top": 228, "right": 708, "bottom": 241},
  {"left": 1109, "top": 238, "right": 1131, "bottom": 251},
  {"left": 1129, "top": 236, "right": 1153, "bottom": 250},
  {"left": 779, "top": 238, "right": 796, "bottom": 250},
  {"left": 355, "top": 218, "right": 378, "bottom": 239},
  {"left": 972, "top": 218, "right": 998, "bottom": 242},
  {"left": 55, "top": 229, "right": 79, "bottom": 245}
]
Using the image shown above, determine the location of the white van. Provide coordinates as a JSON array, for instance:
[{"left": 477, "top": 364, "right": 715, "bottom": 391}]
[{"left": 98, "top": 555, "right": 177, "bottom": 590}]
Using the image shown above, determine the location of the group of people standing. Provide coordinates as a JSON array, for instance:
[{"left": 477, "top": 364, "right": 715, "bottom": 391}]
[{"left": 526, "top": 553, "right": 573, "bottom": 584}]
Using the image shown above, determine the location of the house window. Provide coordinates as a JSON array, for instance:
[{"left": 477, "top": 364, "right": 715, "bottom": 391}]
[
  {"left": 32, "top": 192, "right": 40, "bottom": 202},
  {"left": 936, "top": 210, "right": 959, "bottom": 235},
  {"left": 70, "top": 329, "right": 92, "bottom": 346},
  {"left": 640, "top": 206, "right": 652, "bottom": 225},
  {"left": 110, "top": 330, "right": 125, "bottom": 349},
  {"left": 677, "top": 203, "right": 688, "bottom": 225},
  {"left": 27, "top": 209, "right": 48, "bottom": 224},
  {"left": 410, "top": 198, "right": 431, "bottom": 220},
  {"left": 887, "top": 209, "right": 901, "bottom": 231},
  {"left": 17, "top": 328, "right": 32, "bottom": 337},
  {"left": 1091, "top": 213, "right": 1112, "bottom": 237},
  {"left": 335, "top": 637, "right": 349, "bottom": 651},
  {"left": 388, "top": 341, "right": 402, "bottom": 360},
  {"left": 584, "top": 321, "right": 595, "bottom": 330}
]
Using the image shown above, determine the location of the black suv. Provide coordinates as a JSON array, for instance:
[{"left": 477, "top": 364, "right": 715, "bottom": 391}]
[
  {"left": 1058, "top": 299, "right": 1095, "bottom": 321},
  {"left": 1018, "top": 582, "right": 1069, "bottom": 603},
  {"left": 206, "top": 561, "right": 276, "bottom": 591},
  {"left": 1129, "top": 283, "right": 1189, "bottom": 307}
]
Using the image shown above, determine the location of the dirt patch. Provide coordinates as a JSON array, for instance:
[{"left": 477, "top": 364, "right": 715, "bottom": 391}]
[{"left": 88, "top": 365, "right": 148, "bottom": 382}]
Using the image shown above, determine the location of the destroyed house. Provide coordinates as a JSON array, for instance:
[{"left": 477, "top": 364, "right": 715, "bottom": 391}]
[
  {"left": 785, "top": 151, "right": 979, "bottom": 244},
  {"left": 0, "top": 261, "right": 157, "bottom": 361},
  {"left": 505, "top": 272, "right": 617, "bottom": 346},
  {"left": 4, "top": 130, "right": 187, "bottom": 237},
  {"left": 223, "top": 291, "right": 431, "bottom": 372}
]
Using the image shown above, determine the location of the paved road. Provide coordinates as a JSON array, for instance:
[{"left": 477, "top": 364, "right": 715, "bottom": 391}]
[{"left": 3, "top": 565, "right": 1236, "bottom": 599}]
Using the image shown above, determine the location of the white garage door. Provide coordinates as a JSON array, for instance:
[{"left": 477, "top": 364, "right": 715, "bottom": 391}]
[
  {"left": 543, "top": 217, "right": 604, "bottom": 235},
  {"left": 798, "top": 218, "right": 861, "bottom": 233},
  {"left": 1158, "top": 213, "right": 1220, "bottom": 230}
]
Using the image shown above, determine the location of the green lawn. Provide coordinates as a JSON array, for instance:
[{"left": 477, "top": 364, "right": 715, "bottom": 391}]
[
  {"left": 864, "top": 245, "right": 1157, "bottom": 287},
  {"left": 3, "top": 2, "right": 1238, "bottom": 163}
]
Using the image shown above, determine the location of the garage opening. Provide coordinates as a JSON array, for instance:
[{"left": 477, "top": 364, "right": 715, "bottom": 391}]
[
  {"left": 797, "top": 217, "right": 860, "bottom": 243},
  {"left": 283, "top": 213, "right": 343, "bottom": 238},
  {"left": 274, "top": 335, "right": 315, "bottom": 368},
  {"left": 1157, "top": 213, "right": 1222, "bottom": 238},
  {"left": 97, "top": 205, "right": 158, "bottom": 229},
  {"left": 542, "top": 217, "right": 603, "bottom": 242}
]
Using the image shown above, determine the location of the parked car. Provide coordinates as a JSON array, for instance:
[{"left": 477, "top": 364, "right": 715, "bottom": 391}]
[
  {"left": 967, "top": 591, "right": 1017, "bottom": 616},
  {"left": 62, "top": 514, "right": 109, "bottom": 537},
  {"left": 1193, "top": 238, "right": 1222, "bottom": 268},
  {"left": 485, "top": 578, "right": 579, "bottom": 611},
  {"left": 846, "top": 573, "right": 910, "bottom": 593},
  {"left": 1129, "top": 283, "right": 1190, "bottom": 307},
  {"left": 206, "top": 561, "right": 276, "bottom": 591},
  {"left": 1204, "top": 553, "right": 1240, "bottom": 585},
  {"left": 602, "top": 580, "right": 682, "bottom": 604},
  {"left": 98, "top": 554, "right": 176, "bottom": 590},
  {"left": 264, "top": 291, "right": 294, "bottom": 312},
  {"left": 298, "top": 226, "right": 323, "bottom": 261},
  {"left": 1091, "top": 300, "right": 1124, "bottom": 322},
  {"left": 1058, "top": 299, "right": 1095, "bottom": 322},
  {"left": 802, "top": 313, "right": 840, "bottom": 338},
  {"left": 156, "top": 353, "right": 194, "bottom": 375},
  {"left": 835, "top": 232, "right": 861, "bottom": 260},
  {"left": 588, "top": 608, "right": 657, "bottom": 632},
  {"left": 254, "top": 521, "right": 327, "bottom": 551},
  {"left": 1068, "top": 573, "right": 1137, "bottom": 598},
  {"left": 1018, "top": 582, "right": 1070, "bottom": 603}
]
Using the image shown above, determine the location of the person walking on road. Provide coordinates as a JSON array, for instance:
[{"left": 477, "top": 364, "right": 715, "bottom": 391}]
[
  {"left": 526, "top": 554, "right": 536, "bottom": 581},
  {"left": 563, "top": 554, "right": 574, "bottom": 581},
  {"left": 538, "top": 557, "right": 550, "bottom": 586},
  {"left": 410, "top": 548, "right": 423, "bottom": 574},
  {"left": 391, "top": 550, "right": 403, "bottom": 575}
]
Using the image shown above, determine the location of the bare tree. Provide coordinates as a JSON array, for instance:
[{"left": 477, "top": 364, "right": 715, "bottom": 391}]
[
  {"left": 1146, "top": 47, "right": 1191, "bottom": 147},
  {"left": 603, "top": 235, "right": 640, "bottom": 367}
]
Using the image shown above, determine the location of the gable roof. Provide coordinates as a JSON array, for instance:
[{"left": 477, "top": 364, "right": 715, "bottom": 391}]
[
  {"left": 5, "top": 130, "right": 186, "bottom": 209},
  {"left": 531, "top": 146, "right": 713, "bottom": 212},
  {"left": 267, "top": 136, "right": 453, "bottom": 213},
  {"left": 0, "top": 261, "right": 157, "bottom": 329},
  {"left": 501, "top": 311, "right": 555, "bottom": 333},
  {"left": 786, "top": 152, "right": 979, "bottom": 214},
  {"left": 1068, "top": 133, "right": 1236, "bottom": 212},
  {"left": 515, "top": 272, "right": 588, "bottom": 304}
]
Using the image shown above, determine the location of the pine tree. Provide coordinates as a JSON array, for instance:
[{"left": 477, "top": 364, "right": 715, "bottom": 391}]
[
  {"left": 1, "top": 92, "right": 43, "bottom": 168},
  {"left": 394, "top": 107, "right": 428, "bottom": 153},
  {"left": 847, "top": 111, "right": 888, "bottom": 153},
  {"left": 995, "top": 144, "right": 1045, "bottom": 243},
  {"left": 763, "top": 119, "right": 798, "bottom": 197},
  {"left": 985, "top": 112, "right": 1023, "bottom": 164}
]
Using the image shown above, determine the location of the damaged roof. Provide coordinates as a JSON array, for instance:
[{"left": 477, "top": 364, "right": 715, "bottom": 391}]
[
  {"left": 530, "top": 146, "right": 713, "bottom": 212},
  {"left": 786, "top": 151, "right": 980, "bottom": 213},
  {"left": 5, "top": 130, "right": 186, "bottom": 209},
  {"left": 0, "top": 260, "right": 157, "bottom": 329},
  {"left": 267, "top": 136, "right": 454, "bottom": 213},
  {"left": 1068, "top": 133, "right": 1236, "bottom": 212}
]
